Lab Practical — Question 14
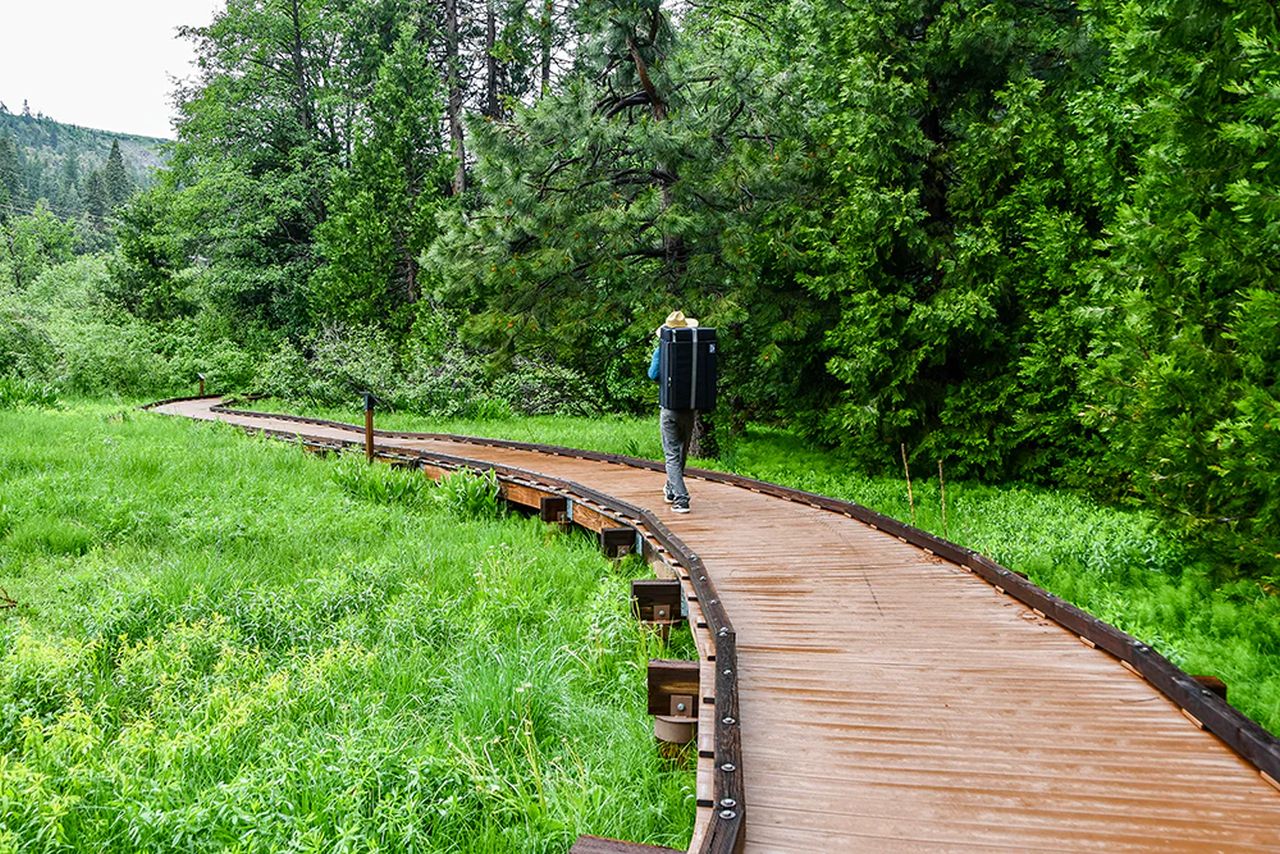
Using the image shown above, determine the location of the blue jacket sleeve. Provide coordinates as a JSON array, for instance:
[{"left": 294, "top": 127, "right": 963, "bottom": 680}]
[{"left": 647, "top": 346, "right": 661, "bottom": 381}]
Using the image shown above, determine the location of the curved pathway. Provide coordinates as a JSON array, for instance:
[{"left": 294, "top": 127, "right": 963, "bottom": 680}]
[{"left": 150, "top": 397, "right": 1280, "bottom": 852}]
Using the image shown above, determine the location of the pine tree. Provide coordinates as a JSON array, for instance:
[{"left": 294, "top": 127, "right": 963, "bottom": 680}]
[
  {"left": 84, "top": 168, "right": 109, "bottom": 220},
  {"left": 104, "top": 140, "right": 133, "bottom": 208},
  {"left": 0, "top": 133, "right": 20, "bottom": 220}
]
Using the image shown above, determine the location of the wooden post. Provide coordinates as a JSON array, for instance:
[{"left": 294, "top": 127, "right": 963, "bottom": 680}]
[
  {"left": 632, "top": 578, "right": 683, "bottom": 642},
  {"left": 648, "top": 659, "right": 699, "bottom": 744},
  {"left": 1193, "top": 675, "right": 1227, "bottom": 701},
  {"left": 632, "top": 579, "right": 682, "bottom": 625},
  {"left": 539, "top": 496, "right": 568, "bottom": 524},
  {"left": 198, "top": 373, "right": 206, "bottom": 396},
  {"left": 600, "top": 527, "right": 636, "bottom": 558},
  {"left": 362, "top": 392, "right": 376, "bottom": 464}
]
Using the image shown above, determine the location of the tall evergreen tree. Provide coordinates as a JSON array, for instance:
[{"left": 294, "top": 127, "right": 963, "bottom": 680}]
[
  {"left": 312, "top": 23, "right": 451, "bottom": 327},
  {"left": 0, "top": 133, "right": 23, "bottom": 219},
  {"left": 84, "top": 169, "right": 109, "bottom": 221},
  {"left": 104, "top": 140, "right": 133, "bottom": 208}
]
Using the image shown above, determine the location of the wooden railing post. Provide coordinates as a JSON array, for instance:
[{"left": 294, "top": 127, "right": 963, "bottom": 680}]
[
  {"left": 197, "top": 373, "right": 206, "bottom": 396},
  {"left": 362, "top": 392, "right": 376, "bottom": 463}
]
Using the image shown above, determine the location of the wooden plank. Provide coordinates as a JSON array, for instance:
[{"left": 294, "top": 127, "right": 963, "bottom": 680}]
[
  {"left": 570, "top": 502, "right": 612, "bottom": 534},
  {"left": 501, "top": 481, "right": 547, "bottom": 510},
  {"left": 569, "top": 836, "right": 679, "bottom": 854}
]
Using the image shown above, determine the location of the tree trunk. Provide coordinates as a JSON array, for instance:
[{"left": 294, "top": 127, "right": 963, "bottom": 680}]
[
  {"left": 445, "top": 0, "right": 467, "bottom": 195},
  {"left": 286, "top": 0, "right": 314, "bottom": 134},
  {"left": 485, "top": 0, "right": 500, "bottom": 118},
  {"left": 540, "top": 0, "right": 553, "bottom": 95},
  {"left": 689, "top": 411, "right": 719, "bottom": 460},
  {"left": 626, "top": 15, "right": 682, "bottom": 286}
]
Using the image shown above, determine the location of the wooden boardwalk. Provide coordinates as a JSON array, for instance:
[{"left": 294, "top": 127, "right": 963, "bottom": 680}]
[{"left": 151, "top": 397, "right": 1280, "bottom": 852}]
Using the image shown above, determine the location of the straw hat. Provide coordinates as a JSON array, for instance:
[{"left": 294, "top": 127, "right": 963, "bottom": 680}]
[{"left": 663, "top": 310, "right": 699, "bottom": 328}]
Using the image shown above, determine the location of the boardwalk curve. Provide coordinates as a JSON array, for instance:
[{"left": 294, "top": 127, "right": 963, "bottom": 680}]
[{"left": 148, "top": 397, "right": 1280, "bottom": 852}]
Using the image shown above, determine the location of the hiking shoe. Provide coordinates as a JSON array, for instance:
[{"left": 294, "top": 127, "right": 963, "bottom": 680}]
[
  {"left": 671, "top": 496, "right": 691, "bottom": 514},
  {"left": 663, "top": 484, "right": 676, "bottom": 503}
]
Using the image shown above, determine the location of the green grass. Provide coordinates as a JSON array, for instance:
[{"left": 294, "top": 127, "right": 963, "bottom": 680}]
[
  {"left": 0, "top": 404, "right": 695, "bottom": 852},
  {"left": 258, "top": 399, "right": 1280, "bottom": 738}
]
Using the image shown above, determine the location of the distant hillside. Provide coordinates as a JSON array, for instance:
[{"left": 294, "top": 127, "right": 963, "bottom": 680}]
[{"left": 0, "top": 103, "right": 168, "bottom": 222}]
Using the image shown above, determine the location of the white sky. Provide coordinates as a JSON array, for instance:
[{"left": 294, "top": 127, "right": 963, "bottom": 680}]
[{"left": 0, "top": 1, "right": 224, "bottom": 139}]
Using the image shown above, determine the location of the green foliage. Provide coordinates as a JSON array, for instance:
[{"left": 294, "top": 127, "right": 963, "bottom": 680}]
[
  {"left": 0, "top": 405, "right": 694, "bottom": 850},
  {"left": 330, "top": 454, "right": 430, "bottom": 509},
  {"left": 1081, "top": 0, "right": 1280, "bottom": 573},
  {"left": 428, "top": 1, "right": 816, "bottom": 421},
  {"left": 0, "top": 202, "right": 75, "bottom": 291},
  {"left": 103, "top": 141, "right": 134, "bottom": 210},
  {"left": 0, "top": 375, "right": 58, "bottom": 410},
  {"left": 6, "top": 0, "right": 1278, "bottom": 576},
  {"left": 311, "top": 23, "right": 451, "bottom": 331},
  {"left": 435, "top": 469, "right": 504, "bottom": 519},
  {"left": 0, "top": 108, "right": 163, "bottom": 225}
]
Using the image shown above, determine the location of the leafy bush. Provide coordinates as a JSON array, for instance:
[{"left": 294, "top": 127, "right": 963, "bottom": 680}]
[
  {"left": 434, "top": 468, "right": 503, "bottom": 518},
  {"left": 306, "top": 324, "right": 401, "bottom": 404},
  {"left": 0, "top": 375, "right": 58, "bottom": 410},
  {"left": 492, "top": 357, "right": 600, "bottom": 417},
  {"left": 0, "top": 297, "right": 54, "bottom": 379},
  {"left": 329, "top": 455, "right": 429, "bottom": 509},
  {"left": 394, "top": 348, "right": 487, "bottom": 416}
]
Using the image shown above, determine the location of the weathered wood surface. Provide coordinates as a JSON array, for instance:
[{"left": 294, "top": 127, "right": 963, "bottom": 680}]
[{"left": 152, "top": 398, "right": 1280, "bottom": 852}]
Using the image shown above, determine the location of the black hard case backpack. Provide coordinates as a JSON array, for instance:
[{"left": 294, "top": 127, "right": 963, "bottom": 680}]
[{"left": 659, "top": 326, "right": 717, "bottom": 411}]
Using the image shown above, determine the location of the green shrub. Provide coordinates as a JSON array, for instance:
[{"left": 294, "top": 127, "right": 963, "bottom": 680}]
[
  {"left": 306, "top": 324, "right": 401, "bottom": 404},
  {"left": 0, "top": 376, "right": 58, "bottom": 410},
  {"left": 329, "top": 454, "right": 429, "bottom": 509},
  {"left": 492, "top": 357, "right": 600, "bottom": 417},
  {"left": 435, "top": 468, "right": 503, "bottom": 518},
  {"left": 394, "top": 348, "right": 487, "bottom": 416}
]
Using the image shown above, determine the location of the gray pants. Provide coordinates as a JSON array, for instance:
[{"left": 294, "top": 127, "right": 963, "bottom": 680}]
[{"left": 660, "top": 408, "right": 696, "bottom": 499}]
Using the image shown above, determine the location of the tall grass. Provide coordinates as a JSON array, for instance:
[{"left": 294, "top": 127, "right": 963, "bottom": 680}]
[
  {"left": 0, "top": 405, "right": 694, "bottom": 851},
  {"left": 262, "top": 403, "right": 1280, "bottom": 738}
]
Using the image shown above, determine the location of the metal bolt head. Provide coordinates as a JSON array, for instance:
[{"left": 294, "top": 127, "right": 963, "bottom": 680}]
[
  {"left": 675, "top": 702, "right": 687, "bottom": 713},
  {"left": 722, "top": 668, "right": 732, "bottom": 676},
  {"left": 719, "top": 809, "right": 737, "bottom": 820},
  {"left": 721, "top": 762, "right": 736, "bottom": 772},
  {"left": 721, "top": 716, "right": 736, "bottom": 725},
  {"left": 718, "top": 627, "right": 729, "bottom": 637},
  {"left": 719, "top": 798, "right": 737, "bottom": 808}
]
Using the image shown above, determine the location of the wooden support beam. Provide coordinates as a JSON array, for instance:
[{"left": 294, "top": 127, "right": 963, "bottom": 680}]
[
  {"left": 539, "top": 495, "right": 568, "bottom": 523},
  {"left": 600, "top": 526, "right": 637, "bottom": 558},
  {"left": 570, "top": 836, "right": 680, "bottom": 854},
  {"left": 632, "top": 578, "right": 683, "bottom": 625},
  {"left": 1193, "top": 675, "right": 1228, "bottom": 701},
  {"left": 648, "top": 659, "right": 699, "bottom": 717}
]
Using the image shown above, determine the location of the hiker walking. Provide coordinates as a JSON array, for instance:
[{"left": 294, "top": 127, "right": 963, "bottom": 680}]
[{"left": 648, "top": 310, "right": 717, "bottom": 514}]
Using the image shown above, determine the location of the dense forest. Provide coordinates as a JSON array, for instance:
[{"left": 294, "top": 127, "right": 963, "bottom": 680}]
[
  {"left": 0, "top": 105, "right": 165, "bottom": 226},
  {"left": 1, "top": 0, "right": 1277, "bottom": 579}
]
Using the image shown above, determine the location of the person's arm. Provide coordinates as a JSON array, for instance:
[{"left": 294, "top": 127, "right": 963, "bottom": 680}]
[{"left": 647, "top": 345, "right": 661, "bottom": 381}]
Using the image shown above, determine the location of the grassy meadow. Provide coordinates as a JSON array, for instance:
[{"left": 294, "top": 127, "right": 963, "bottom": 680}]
[
  {"left": 257, "top": 399, "right": 1280, "bottom": 737},
  {"left": 0, "top": 404, "right": 695, "bottom": 852}
]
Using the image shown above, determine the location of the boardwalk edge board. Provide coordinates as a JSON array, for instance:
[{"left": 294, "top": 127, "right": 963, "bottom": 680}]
[
  {"left": 185, "top": 401, "right": 1280, "bottom": 789},
  {"left": 146, "top": 399, "right": 745, "bottom": 854}
]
